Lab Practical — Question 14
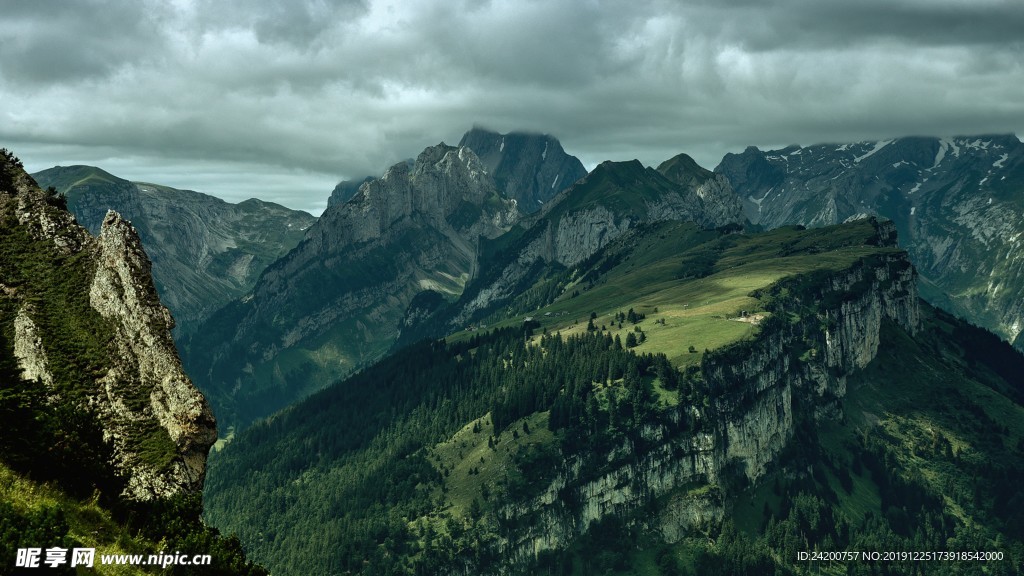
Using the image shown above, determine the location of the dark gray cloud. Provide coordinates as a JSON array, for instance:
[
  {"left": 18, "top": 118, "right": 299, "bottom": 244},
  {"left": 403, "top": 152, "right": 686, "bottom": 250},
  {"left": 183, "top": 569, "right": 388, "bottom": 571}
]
[
  {"left": 2, "top": 0, "right": 1022, "bottom": 214},
  {"left": 0, "top": 1, "right": 166, "bottom": 84}
]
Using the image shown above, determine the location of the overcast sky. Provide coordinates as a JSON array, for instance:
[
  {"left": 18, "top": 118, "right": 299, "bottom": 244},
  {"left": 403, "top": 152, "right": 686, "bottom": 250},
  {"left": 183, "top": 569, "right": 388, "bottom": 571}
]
[{"left": 2, "top": 0, "right": 1022, "bottom": 215}]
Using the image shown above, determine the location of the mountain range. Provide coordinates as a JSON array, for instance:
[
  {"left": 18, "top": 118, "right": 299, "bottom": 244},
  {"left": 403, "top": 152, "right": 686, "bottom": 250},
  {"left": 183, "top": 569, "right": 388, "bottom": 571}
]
[
  {"left": 716, "top": 134, "right": 1024, "bottom": 351},
  {"left": 4, "top": 127, "right": 1024, "bottom": 576},
  {"left": 397, "top": 152, "right": 744, "bottom": 346},
  {"left": 31, "top": 165, "right": 316, "bottom": 338},
  {"left": 183, "top": 138, "right": 747, "bottom": 431},
  {"left": 205, "top": 213, "right": 1024, "bottom": 575},
  {"left": 193, "top": 130, "right": 1024, "bottom": 574},
  {"left": 184, "top": 142, "right": 517, "bottom": 428}
]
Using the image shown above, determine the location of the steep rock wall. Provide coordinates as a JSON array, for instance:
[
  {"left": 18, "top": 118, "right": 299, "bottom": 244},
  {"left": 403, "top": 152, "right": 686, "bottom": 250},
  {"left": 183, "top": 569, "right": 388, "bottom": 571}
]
[
  {"left": 186, "top": 144, "right": 520, "bottom": 429},
  {"left": 90, "top": 211, "right": 216, "bottom": 500},
  {"left": 494, "top": 249, "right": 920, "bottom": 570},
  {"left": 2, "top": 162, "right": 216, "bottom": 502}
]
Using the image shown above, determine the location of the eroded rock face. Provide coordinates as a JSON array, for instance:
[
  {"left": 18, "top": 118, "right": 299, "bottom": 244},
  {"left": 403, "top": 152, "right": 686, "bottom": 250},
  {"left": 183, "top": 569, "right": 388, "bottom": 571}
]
[
  {"left": 494, "top": 240, "right": 920, "bottom": 568},
  {"left": 91, "top": 211, "right": 216, "bottom": 500},
  {"left": 552, "top": 205, "right": 629, "bottom": 267},
  {"left": 2, "top": 162, "right": 216, "bottom": 502},
  {"left": 186, "top": 143, "right": 521, "bottom": 430},
  {"left": 13, "top": 307, "right": 52, "bottom": 387}
]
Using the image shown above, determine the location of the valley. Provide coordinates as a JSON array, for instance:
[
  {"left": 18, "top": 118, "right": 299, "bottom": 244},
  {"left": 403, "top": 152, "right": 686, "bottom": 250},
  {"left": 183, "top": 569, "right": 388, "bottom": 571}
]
[{"left": 204, "top": 214, "right": 1023, "bottom": 575}]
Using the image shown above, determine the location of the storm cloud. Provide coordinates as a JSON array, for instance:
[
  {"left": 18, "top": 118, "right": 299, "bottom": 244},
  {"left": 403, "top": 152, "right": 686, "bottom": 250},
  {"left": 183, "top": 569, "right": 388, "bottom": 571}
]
[{"left": 2, "top": 0, "right": 1022, "bottom": 214}]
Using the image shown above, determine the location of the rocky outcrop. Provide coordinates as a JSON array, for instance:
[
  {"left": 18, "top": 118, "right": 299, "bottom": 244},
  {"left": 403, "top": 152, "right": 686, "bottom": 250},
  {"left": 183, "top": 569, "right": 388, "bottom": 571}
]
[
  {"left": 90, "top": 211, "right": 216, "bottom": 500},
  {"left": 13, "top": 307, "right": 52, "bottom": 387},
  {"left": 459, "top": 127, "right": 588, "bottom": 212},
  {"left": 32, "top": 165, "right": 316, "bottom": 337},
  {"left": 715, "top": 134, "right": 1024, "bottom": 350},
  {"left": 1, "top": 154, "right": 216, "bottom": 501},
  {"left": 659, "top": 486, "right": 725, "bottom": 543},
  {"left": 494, "top": 233, "right": 920, "bottom": 568}
]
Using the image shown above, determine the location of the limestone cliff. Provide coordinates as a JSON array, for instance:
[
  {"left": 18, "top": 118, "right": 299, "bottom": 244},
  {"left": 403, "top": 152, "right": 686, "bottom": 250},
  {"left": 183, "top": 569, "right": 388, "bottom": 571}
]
[
  {"left": 185, "top": 143, "right": 519, "bottom": 429},
  {"left": 90, "top": 210, "right": 216, "bottom": 499},
  {"left": 493, "top": 225, "right": 920, "bottom": 568},
  {"left": 1, "top": 152, "right": 215, "bottom": 501}
]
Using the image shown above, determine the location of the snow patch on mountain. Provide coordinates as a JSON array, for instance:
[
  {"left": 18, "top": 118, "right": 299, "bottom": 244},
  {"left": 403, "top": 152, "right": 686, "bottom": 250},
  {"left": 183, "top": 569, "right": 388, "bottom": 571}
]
[{"left": 854, "top": 140, "right": 893, "bottom": 163}]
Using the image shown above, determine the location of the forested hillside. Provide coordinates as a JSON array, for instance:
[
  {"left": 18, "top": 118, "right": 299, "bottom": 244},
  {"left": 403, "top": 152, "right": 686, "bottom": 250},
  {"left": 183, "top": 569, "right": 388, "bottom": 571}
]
[{"left": 205, "top": 216, "right": 1024, "bottom": 575}]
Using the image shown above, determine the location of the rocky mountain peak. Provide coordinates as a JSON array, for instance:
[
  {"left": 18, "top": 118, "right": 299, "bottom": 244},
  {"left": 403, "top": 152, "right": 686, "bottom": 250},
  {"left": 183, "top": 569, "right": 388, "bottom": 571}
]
[
  {"left": 186, "top": 142, "right": 522, "bottom": 430},
  {"left": 90, "top": 209, "right": 216, "bottom": 499},
  {"left": 591, "top": 159, "right": 646, "bottom": 181},
  {"left": 656, "top": 153, "right": 713, "bottom": 187},
  {"left": 318, "top": 143, "right": 516, "bottom": 248},
  {"left": 658, "top": 154, "right": 745, "bottom": 229},
  {"left": 458, "top": 126, "right": 587, "bottom": 212}
]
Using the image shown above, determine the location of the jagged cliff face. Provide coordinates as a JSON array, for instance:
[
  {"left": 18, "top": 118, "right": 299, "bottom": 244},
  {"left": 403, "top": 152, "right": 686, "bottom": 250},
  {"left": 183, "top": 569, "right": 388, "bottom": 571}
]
[
  {"left": 327, "top": 175, "right": 375, "bottom": 207},
  {"left": 495, "top": 227, "right": 920, "bottom": 567},
  {"left": 542, "top": 158, "right": 743, "bottom": 267},
  {"left": 89, "top": 211, "right": 216, "bottom": 499},
  {"left": 185, "top": 143, "right": 519, "bottom": 429},
  {"left": 1, "top": 157, "right": 215, "bottom": 501},
  {"left": 657, "top": 152, "right": 745, "bottom": 230},
  {"left": 458, "top": 127, "right": 588, "bottom": 212},
  {"left": 447, "top": 157, "right": 745, "bottom": 327},
  {"left": 32, "top": 165, "right": 316, "bottom": 337},
  {"left": 715, "top": 134, "right": 1024, "bottom": 350}
]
